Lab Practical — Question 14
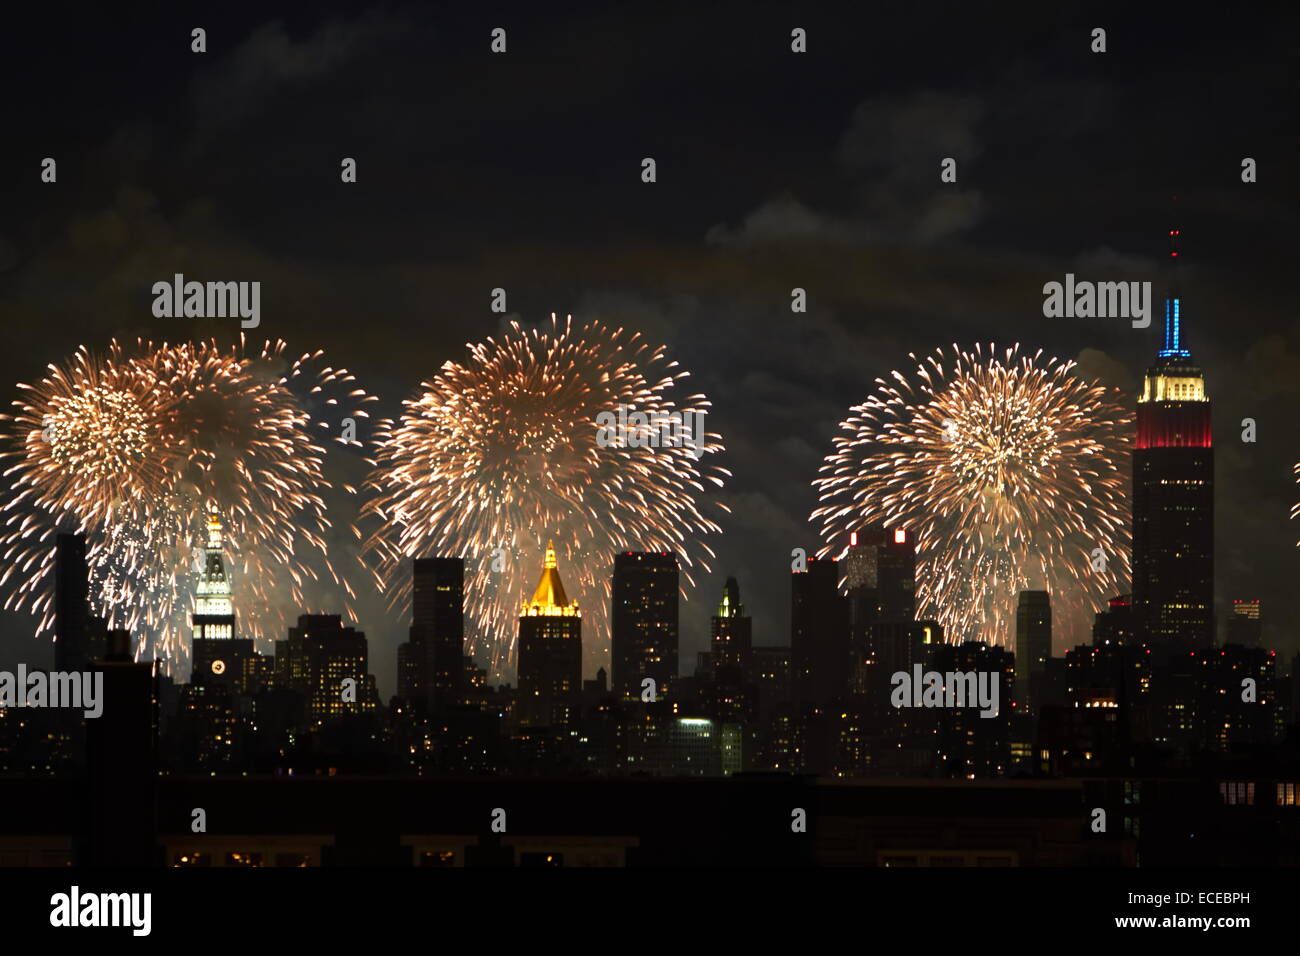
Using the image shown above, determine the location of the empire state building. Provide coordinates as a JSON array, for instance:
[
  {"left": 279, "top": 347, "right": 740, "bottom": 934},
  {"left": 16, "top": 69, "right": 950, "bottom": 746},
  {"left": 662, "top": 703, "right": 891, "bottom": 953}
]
[{"left": 1132, "top": 227, "right": 1214, "bottom": 650}]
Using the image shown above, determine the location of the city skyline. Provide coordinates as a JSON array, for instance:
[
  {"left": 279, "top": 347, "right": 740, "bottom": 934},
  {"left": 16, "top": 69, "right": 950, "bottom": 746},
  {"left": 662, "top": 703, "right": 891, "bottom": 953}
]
[
  {"left": 0, "top": 4, "right": 1296, "bottom": 902},
  {"left": 3, "top": 261, "right": 1283, "bottom": 695},
  {"left": 1, "top": 6, "right": 1296, "bottom": 698},
  {"left": 16, "top": 388, "right": 1285, "bottom": 791}
]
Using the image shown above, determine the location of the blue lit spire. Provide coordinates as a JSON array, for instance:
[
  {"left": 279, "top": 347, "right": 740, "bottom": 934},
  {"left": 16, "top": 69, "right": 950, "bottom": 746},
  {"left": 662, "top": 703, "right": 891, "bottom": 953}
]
[
  {"left": 1160, "top": 297, "right": 1188, "bottom": 357},
  {"left": 1158, "top": 223, "right": 1191, "bottom": 359}
]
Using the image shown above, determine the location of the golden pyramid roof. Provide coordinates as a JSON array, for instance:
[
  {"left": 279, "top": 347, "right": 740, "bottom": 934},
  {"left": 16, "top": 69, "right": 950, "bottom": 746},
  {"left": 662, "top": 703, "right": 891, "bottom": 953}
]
[{"left": 524, "top": 542, "right": 580, "bottom": 616}]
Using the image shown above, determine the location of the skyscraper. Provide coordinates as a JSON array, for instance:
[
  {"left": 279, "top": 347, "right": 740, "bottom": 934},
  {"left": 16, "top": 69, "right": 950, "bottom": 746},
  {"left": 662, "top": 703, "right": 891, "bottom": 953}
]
[
  {"left": 844, "top": 532, "right": 879, "bottom": 693},
  {"left": 516, "top": 543, "right": 583, "bottom": 729},
  {"left": 929, "top": 640, "right": 1015, "bottom": 777},
  {"left": 192, "top": 514, "right": 234, "bottom": 641},
  {"left": 710, "top": 577, "right": 752, "bottom": 678},
  {"left": 610, "top": 552, "right": 679, "bottom": 702},
  {"left": 397, "top": 557, "right": 465, "bottom": 709},
  {"left": 751, "top": 645, "right": 791, "bottom": 718},
  {"left": 189, "top": 514, "right": 259, "bottom": 689},
  {"left": 844, "top": 527, "right": 916, "bottom": 692},
  {"left": 877, "top": 528, "right": 917, "bottom": 622},
  {"left": 1092, "top": 594, "right": 1137, "bottom": 647},
  {"left": 54, "top": 532, "right": 96, "bottom": 672},
  {"left": 706, "top": 577, "right": 755, "bottom": 724},
  {"left": 1225, "top": 599, "right": 1262, "bottom": 647},
  {"left": 275, "top": 614, "right": 378, "bottom": 724},
  {"left": 791, "top": 557, "right": 848, "bottom": 706},
  {"left": 1014, "top": 590, "right": 1051, "bottom": 713},
  {"left": 1132, "top": 226, "right": 1214, "bottom": 651}
]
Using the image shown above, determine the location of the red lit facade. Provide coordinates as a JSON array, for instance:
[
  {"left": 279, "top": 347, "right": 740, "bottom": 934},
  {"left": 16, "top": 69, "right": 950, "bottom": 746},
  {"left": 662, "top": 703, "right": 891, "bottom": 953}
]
[{"left": 1135, "top": 401, "right": 1213, "bottom": 449}]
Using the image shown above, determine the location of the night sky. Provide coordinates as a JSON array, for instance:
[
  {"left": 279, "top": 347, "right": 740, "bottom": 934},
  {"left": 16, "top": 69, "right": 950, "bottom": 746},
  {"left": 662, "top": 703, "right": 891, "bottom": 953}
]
[{"left": 2, "top": 3, "right": 1297, "bottom": 691}]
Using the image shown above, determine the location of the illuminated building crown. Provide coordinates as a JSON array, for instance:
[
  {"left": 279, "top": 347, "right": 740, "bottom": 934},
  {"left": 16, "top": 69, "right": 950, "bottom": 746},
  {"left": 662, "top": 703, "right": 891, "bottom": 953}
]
[
  {"left": 522, "top": 542, "right": 580, "bottom": 617},
  {"left": 1140, "top": 224, "right": 1207, "bottom": 404},
  {"left": 196, "top": 513, "right": 232, "bottom": 606},
  {"left": 192, "top": 512, "right": 235, "bottom": 641},
  {"left": 1136, "top": 223, "right": 1211, "bottom": 449},
  {"left": 716, "top": 576, "right": 743, "bottom": 617}
]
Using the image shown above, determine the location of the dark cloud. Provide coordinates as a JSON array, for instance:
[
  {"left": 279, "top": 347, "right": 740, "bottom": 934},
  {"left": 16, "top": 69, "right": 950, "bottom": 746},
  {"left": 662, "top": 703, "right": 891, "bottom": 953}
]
[
  {"left": 1074, "top": 347, "right": 1138, "bottom": 395},
  {"left": 709, "top": 90, "right": 987, "bottom": 245},
  {"left": 705, "top": 194, "right": 874, "bottom": 246},
  {"left": 190, "top": 12, "right": 402, "bottom": 141}
]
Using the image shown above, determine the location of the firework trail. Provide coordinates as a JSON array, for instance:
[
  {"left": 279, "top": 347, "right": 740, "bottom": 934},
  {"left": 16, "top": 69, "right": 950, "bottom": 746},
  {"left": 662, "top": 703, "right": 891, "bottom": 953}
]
[
  {"left": 361, "top": 315, "right": 729, "bottom": 679},
  {"left": 812, "top": 343, "right": 1131, "bottom": 648},
  {"left": 1293, "top": 462, "right": 1299, "bottom": 546},
  {"left": 0, "top": 336, "right": 376, "bottom": 668}
]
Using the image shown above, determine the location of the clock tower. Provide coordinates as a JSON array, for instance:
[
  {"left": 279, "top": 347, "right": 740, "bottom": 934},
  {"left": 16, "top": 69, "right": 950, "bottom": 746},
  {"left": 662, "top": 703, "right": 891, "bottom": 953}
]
[{"left": 190, "top": 513, "right": 256, "bottom": 688}]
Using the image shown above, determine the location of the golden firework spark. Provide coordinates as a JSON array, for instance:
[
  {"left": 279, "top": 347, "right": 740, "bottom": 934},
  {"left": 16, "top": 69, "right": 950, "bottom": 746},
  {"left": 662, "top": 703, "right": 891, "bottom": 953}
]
[
  {"left": 0, "top": 336, "right": 377, "bottom": 668},
  {"left": 361, "top": 315, "right": 729, "bottom": 679},
  {"left": 813, "top": 343, "right": 1131, "bottom": 648}
]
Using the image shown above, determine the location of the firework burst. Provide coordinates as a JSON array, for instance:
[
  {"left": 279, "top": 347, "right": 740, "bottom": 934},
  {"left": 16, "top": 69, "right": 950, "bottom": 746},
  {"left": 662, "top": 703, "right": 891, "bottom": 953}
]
[
  {"left": 812, "top": 343, "right": 1131, "bottom": 648},
  {"left": 0, "top": 336, "right": 376, "bottom": 668},
  {"left": 361, "top": 315, "right": 729, "bottom": 679}
]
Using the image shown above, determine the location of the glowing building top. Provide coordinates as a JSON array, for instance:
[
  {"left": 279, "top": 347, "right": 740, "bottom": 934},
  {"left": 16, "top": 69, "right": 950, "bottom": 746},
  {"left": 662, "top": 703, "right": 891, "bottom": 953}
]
[
  {"left": 522, "top": 542, "right": 580, "bottom": 617},
  {"left": 1131, "top": 218, "right": 1215, "bottom": 650},
  {"left": 1137, "top": 225, "right": 1211, "bottom": 448},
  {"left": 715, "top": 576, "right": 744, "bottom": 618},
  {"left": 1140, "top": 226, "right": 1207, "bottom": 399},
  {"left": 192, "top": 512, "right": 235, "bottom": 640}
]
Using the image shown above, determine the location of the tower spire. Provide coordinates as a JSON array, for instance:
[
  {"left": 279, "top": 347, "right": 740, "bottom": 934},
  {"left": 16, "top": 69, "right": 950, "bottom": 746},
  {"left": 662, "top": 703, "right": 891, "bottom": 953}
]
[
  {"left": 1160, "top": 202, "right": 1189, "bottom": 359},
  {"left": 192, "top": 511, "right": 235, "bottom": 643},
  {"left": 1131, "top": 204, "right": 1215, "bottom": 652}
]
